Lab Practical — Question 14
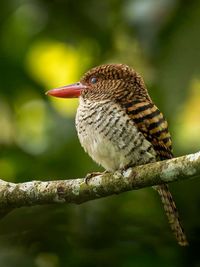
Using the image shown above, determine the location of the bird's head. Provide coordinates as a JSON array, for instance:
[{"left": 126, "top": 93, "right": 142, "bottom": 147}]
[{"left": 47, "top": 64, "right": 150, "bottom": 102}]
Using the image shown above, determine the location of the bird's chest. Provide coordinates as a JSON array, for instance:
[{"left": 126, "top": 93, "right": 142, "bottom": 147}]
[{"left": 76, "top": 99, "right": 157, "bottom": 171}]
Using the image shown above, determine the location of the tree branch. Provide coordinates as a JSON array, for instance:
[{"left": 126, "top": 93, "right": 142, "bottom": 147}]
[{"left": 0, "top": 151, "right": 200, "bottom": 215}]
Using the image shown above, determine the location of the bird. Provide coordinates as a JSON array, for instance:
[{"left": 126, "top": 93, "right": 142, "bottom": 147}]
[{"left": 47, "top": 63, "right": 188, "bottom": 246}]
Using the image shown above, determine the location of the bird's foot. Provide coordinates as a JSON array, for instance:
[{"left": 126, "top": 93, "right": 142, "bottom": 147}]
[
  {"left": 85, "top": 171, "right": 108, "bottom": 185},
  {"left": 119, "top": 164, "right": 135, "bottom": 177},
  {"left": 121, "top": 164, "right": 134, "bottom": 172}
]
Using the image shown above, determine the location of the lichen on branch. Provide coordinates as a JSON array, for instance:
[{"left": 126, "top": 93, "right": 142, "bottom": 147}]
[{"left": 0, "top": 151, "right": 199, "bottom": 216}]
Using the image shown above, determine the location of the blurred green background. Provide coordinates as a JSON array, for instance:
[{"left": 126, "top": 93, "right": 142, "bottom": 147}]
[{"left": 0, "top": 0, "right": 200, "bottom": 266}]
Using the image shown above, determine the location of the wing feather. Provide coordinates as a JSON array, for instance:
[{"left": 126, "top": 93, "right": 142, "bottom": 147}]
[{"left": 122, "top": 100, "right": 173, "bottom": 160}]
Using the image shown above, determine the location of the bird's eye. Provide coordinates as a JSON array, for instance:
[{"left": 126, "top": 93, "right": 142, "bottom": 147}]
[{"left": 90, "top": 77, "right": 98, "bottom": 84}]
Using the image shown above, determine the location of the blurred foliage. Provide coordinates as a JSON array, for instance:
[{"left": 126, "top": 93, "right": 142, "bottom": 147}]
[{"left": 0, "top": 0, "right": 200, "bottom": 266}]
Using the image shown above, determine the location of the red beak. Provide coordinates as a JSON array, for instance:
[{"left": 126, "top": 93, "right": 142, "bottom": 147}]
[{"left": 46, "top": 82, "right": 87, "bottom": 98}]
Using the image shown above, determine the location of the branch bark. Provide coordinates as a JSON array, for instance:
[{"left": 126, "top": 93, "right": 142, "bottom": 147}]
[{"left": 0, "top": 151, "right": 200, "bottom": 215}]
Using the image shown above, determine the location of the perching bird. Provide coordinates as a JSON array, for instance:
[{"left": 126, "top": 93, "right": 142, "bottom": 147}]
[{"left": 47, "top": 63, "right": 188, "bottom": 246}]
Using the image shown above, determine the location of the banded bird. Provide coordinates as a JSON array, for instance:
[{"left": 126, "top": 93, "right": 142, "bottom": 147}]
[{"left": 47, "top": 63, "right": 188, "bottom": 246}]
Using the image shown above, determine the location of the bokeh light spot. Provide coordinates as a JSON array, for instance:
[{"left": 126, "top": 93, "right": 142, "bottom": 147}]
[
  {"left": 26, "top": 40, "right": 79, "bottom": 88},
  {"left": 15, "top": 99, "right": 50, "bottom": 155},
  {"left": 25, "top": 40, "right": 94, "bottom": 117},
  {"left": 175, "top": 78, "right": 200, "bottom": 150}
]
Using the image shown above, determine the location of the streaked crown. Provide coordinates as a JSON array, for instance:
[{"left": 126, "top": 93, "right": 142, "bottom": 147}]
[{"left": 80, "top": 64, "right": 150, "bottom": 102}]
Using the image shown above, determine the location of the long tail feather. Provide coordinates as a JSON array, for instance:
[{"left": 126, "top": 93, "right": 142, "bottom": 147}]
[{"left": 155, "top": 184, "right": 188, "bottom": 246}]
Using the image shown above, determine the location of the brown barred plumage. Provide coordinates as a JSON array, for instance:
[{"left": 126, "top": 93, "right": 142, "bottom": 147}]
[
  {"left": 122, "top": 99, "right": 187, "bottom": 246},
  {"left": 47, "top": 63, "right": 188, "bottom": 246},
  {"left": 122, "top": 100, "right": 173, "bottom": 160},
  {"left": 156, "top": 184, "right": 188, "bottom": 246}
]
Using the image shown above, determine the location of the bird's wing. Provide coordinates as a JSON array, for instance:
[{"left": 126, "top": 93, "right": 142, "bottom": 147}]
[
  {"left": 122, "top": 100, "right": 173, "bottom": 160},
  {"left": 122, "top": 100, "right": 188, "bottom": 246}
]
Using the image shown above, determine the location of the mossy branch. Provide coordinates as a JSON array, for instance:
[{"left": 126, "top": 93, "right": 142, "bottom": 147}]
[{"left": 0, "top": 151, "right": 200, "bottom": 216}]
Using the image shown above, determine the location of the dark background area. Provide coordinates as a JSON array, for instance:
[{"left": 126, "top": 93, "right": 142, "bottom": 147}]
[{"left": 0, "top": 0, "right": 200, "bottom": 266}]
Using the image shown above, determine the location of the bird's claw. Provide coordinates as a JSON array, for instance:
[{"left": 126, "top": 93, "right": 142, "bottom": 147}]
[
  {"left": 85, "top": 171, "right": 108, "bottom": 185},
  {"left": 85, "top": 172, "right": 102, "bottom": 184}
]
